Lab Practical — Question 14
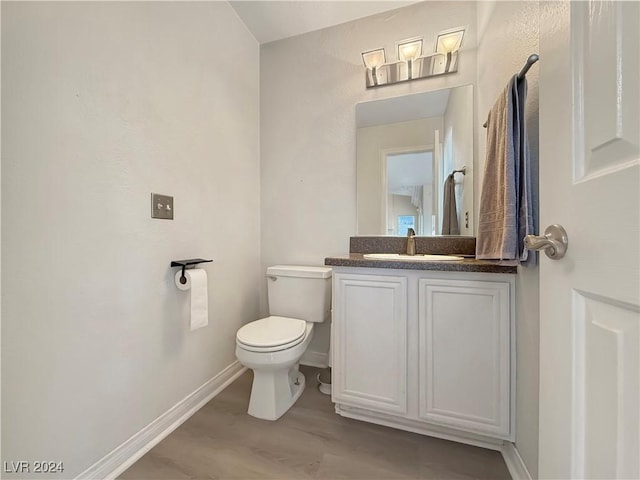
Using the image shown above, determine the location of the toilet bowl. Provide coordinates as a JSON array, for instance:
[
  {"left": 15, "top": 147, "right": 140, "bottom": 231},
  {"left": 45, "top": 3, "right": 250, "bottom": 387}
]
[
  {"left": 235, "top": 265, "right": 332, "bottom": 421},
  {"left": 236, "top": 317, "right": 314, "bottom": 420}
]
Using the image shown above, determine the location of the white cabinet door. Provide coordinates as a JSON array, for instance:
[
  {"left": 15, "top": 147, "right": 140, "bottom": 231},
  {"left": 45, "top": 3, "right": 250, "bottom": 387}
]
[
  {"left": 332, "top": 273, "right": 408, "bottom": 415},
  {"left": 418, "top": 279, "right": 511, "bottom": 438}
]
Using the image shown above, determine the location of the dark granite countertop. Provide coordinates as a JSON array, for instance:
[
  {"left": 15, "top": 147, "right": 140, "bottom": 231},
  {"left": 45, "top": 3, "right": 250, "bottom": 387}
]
[{"left": 325, "top": 253, "right": 518, "bottom": 274}]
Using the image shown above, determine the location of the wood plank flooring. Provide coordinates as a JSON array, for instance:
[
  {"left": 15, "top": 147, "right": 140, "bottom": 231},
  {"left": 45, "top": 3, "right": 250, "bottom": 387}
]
[{"left": 120, "top": 366, "right": 511, "bottom": 480}]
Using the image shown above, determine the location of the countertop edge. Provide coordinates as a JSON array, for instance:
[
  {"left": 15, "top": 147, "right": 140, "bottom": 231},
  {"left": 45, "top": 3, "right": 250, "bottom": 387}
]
[{"left": 325, "top": 254, "right": 518, "bottom": 274}]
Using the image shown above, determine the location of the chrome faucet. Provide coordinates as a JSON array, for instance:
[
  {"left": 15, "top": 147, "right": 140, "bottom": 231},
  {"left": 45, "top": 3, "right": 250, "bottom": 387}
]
[{"left": 406, "top": 228, "right": 416, "bottom": 256}]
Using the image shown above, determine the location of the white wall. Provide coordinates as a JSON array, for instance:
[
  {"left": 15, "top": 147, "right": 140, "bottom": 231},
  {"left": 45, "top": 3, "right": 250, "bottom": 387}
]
[
  {"left": 357, "top": 118, "right": 442, "bottom": 235},
  {"left": 1, "top": 2, "right": 260, "bottom": 477},
  {"left": 443, "top": 86, "right": 474, "bottom": 235},
  {"left": 476, "top": 2, "right": 540, "bottom": 477},
  {"left": 261, "top": 1, "right": 477, "bottom": 359}
]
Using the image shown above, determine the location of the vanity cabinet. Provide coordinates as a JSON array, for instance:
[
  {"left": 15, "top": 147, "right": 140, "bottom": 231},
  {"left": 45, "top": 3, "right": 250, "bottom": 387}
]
[
  {"left": 331, "top": 268, "right": 515, "bottom": 447},
  {"left": 332, "top": 274, "right": 408, "bottom": 415},
  {"left": 417, "top": 278, "right": 511, "bottom": 437}
]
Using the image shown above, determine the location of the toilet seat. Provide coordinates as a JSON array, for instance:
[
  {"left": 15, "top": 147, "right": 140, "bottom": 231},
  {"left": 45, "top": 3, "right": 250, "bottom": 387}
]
[{"left": 236, "top": 316, "right": 308, "bottom": 352}]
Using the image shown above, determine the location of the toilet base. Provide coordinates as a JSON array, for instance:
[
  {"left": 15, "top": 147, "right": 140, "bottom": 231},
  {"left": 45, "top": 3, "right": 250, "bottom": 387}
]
[{"left": 247, "top": 366, "right": 306, "bottom": 421}]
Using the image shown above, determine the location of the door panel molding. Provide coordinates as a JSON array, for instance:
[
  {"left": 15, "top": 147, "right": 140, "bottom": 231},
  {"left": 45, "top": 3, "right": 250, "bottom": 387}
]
[
  {"left": 571, "top": 1, "right": 640, "bottom": 182},
  {"left": 571, "top": 289, "right": 639, "bottom": 479}
]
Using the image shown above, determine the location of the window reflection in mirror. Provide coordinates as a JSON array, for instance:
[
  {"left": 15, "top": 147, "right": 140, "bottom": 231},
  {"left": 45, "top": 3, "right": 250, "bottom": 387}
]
[{"left": 356, "top": 85, "right": 474, "bottom": 236}]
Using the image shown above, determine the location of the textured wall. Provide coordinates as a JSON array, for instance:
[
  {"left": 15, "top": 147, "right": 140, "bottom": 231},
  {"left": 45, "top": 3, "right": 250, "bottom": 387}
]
[
  {"left": 476, "top": 1, "right": 540, "bottom": 477},
  {"left": 1, "top": 2, "right": 260, "bottom": 477}
]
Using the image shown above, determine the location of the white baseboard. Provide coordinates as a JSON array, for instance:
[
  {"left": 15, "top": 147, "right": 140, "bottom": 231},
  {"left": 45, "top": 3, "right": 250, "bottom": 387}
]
[
  {"left": 76, "top": 361, "right": 246, "bottom": 480},
  {"left": 501, "top": 442, "right": 533, "bottom": 480}
]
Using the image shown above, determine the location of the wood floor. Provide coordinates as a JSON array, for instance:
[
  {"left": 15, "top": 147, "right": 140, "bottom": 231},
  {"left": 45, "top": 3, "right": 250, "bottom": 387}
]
[{"left": 120, "top": 366, "right": 511, "bottom": 480}]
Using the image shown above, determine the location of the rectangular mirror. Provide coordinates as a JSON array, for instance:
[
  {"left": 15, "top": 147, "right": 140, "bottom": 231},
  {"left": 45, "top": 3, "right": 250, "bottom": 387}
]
[{"left": 356, "top": 85, "right": 474, "bottom": 236}]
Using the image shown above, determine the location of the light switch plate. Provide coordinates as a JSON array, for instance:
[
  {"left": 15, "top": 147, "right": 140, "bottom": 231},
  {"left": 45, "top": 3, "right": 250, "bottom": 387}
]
[{"left": 151, "top": 193, "right": 174, "bottom": 220}]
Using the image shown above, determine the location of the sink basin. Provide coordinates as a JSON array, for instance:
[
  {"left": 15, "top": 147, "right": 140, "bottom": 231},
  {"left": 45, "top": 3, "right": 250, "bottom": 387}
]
[{"left": 362, "top": 253, "right": 465, "bottom": 262}]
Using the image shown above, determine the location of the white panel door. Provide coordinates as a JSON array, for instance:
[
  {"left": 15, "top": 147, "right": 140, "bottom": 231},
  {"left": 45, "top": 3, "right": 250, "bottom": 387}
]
[
  {"left": 418, "top": 279, "right": 511, "bottom": 438},
  {"left": 538, "top": 1, "right": 640, "bottom": 478},
  {"left": 332, "top": 273, "right": 408, "bottom": 414}
]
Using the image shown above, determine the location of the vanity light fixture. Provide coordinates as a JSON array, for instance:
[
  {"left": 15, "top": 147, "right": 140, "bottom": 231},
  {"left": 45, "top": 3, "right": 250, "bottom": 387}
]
[
  {"left": 396, "top": 37, "right": 423, "bottom": 79},
  {"left": 434, "top": 27, "right": 465, "bottom": 73},
  {"left": 362, "top": 27, "right": 465, "bottom": 89},
  {"left": 434, "top": 28, "right": 465, "bottom": 55},
  {"left": 362, "top": 48, "right": 386, "bottom": 87}
]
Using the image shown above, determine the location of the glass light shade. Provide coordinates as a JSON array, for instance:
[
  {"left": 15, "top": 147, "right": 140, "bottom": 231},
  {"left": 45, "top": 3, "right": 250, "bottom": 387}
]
[
  {"left": 435, "top": 28, "right": 465, "bottom": 54},
  {"left": 362, "top": 48, "right": 386, "bottom": 69},
  {"left": 397, "top": 37, "right": 423, "bottom": 61}
]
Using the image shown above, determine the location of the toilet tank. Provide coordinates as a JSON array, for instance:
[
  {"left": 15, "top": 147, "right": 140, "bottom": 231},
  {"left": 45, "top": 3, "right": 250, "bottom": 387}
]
[{"left": 267, "top": 265, "right": 332, "bottom": 323}]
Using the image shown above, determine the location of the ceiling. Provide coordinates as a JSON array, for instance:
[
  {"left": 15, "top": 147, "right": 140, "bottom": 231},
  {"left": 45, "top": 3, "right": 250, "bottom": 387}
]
[
  {"left": 229, "top": 1, "right": 420, "bottom": 44},
  {"left": 388, "top": 151, "right": 434, "bottom": 192},
  {"left": 356, "top": 89, "right": 451, "bottom": 128}
]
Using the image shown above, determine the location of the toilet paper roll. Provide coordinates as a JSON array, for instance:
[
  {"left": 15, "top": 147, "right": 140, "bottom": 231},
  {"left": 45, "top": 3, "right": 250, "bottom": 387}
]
[
  {"left": 175, "top": 269, "right": 209, "bottom": 331},
  {"left": 175, "top": 269, "right": 191, "bottom": 290}
]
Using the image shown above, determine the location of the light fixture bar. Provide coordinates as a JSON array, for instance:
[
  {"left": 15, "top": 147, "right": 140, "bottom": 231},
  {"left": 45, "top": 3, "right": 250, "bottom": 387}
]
[{"left": 361, "top": 27, "right": 465, "bottom": 89}]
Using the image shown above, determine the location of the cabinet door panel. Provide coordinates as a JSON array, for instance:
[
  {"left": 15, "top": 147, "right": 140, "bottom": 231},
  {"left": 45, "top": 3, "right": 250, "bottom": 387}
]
[
  {"left": 418, "top": 279, "right": 510, "bottom": 437},
  {"left": 333, "top": 273, "right": 408, "bottom": 414}
]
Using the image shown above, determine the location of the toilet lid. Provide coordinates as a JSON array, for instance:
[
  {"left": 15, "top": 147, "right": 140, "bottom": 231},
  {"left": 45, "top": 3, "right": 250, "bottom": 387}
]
[{"left": 236, "top": 316, "right": 307, "bottom": 348}]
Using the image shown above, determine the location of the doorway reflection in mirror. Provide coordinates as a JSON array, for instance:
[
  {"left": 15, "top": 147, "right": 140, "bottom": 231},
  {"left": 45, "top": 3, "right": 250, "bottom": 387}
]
[
  {"left": 385, "top": 150, "right": 434, "bottom": 236},
  {"left": 356, "top": 85, "right": 474, "bottom": 236}
]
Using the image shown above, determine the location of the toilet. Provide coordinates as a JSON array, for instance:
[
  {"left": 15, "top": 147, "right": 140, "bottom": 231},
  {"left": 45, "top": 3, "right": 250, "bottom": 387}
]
[{"left": 235, "top": 265, "right": 332, "bottom": 421}]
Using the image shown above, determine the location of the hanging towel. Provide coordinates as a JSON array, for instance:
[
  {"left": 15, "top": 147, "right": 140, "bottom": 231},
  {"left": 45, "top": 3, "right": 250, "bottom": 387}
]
[
  {"left": 476, "top": 75, "right": 535, "bottom": 261},
  {"left": 441, "top": 173, "right": 460, "bottom": 235},
  {"left": 410, "top": 185, "right": 423, "bottom": 210},
  {"left": 515, "top": 78, "right": 536, "bottom": 263},
  {"left": 476, "top": 76, "right": 518, "bottom": 259}
]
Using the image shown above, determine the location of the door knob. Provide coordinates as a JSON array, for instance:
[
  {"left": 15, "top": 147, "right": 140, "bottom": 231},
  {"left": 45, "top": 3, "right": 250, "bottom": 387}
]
[{"left": 524, "top": 224, "right": 568, "bottom": 260}]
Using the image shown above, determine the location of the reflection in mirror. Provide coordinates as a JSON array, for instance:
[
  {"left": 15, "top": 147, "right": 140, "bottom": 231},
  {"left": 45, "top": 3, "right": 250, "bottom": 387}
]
[
  {"left": 356, "top": 85, "right": 474, "bottom": 236},
  {"left": 386, "top": 149, "right": 434, "bottom": 235}
]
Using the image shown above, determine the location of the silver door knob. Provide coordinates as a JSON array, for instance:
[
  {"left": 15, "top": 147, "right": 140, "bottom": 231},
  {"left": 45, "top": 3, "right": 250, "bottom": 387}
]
[{"left": 524, "top": 224, "right": 568, "bottom": 260}]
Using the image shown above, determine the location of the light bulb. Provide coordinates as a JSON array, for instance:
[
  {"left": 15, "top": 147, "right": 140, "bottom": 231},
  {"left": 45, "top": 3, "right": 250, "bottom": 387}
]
[
  {"left": 440, "top": 36, "right": 459, "bottom": 53},
  {"left": 435, "top": 28, "right": 465, "bottom": 55},
  {"left": 397, "top": 38, "right": 423, "bottom": 62},
  {"left": 362, "top": 48, "right": 386, "bottom": 69}
]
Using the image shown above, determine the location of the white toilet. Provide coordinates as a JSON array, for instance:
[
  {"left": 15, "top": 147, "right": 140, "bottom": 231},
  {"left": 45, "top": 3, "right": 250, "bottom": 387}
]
[{"left": 235, "top": 265, "right": 332, "bottom": 421}]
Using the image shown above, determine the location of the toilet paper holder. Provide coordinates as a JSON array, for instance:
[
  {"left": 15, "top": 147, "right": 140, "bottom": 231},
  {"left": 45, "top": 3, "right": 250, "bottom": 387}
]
[{"left": 171, "top": 258, "right": 213, "bottom": 285}]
